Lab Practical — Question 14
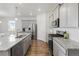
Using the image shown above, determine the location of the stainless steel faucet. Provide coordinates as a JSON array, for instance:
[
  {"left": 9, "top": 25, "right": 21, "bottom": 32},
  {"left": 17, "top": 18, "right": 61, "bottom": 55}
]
[{"left": 16, "top": 29, "right": 20, "bottom": 37}]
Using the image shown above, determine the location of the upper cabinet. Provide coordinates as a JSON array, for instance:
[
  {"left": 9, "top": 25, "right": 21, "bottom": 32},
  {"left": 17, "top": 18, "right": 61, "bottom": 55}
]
[
  {"left": 67, "top": 4, "right": 78, "bottom": 27},
  {"left": 60, "top": 3, "right": 79, "bottom": 28},
  {"left": 48, "top": 3, "right": 79, "bottom": 28},
  {"left": 60, "top": 4, "right": 67, "bottom": 27}
]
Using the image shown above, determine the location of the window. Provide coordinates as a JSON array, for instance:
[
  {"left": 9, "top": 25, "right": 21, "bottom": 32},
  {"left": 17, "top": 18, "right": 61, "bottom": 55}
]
[{"left": 8, "top": 21, "right": 16, "bottom": 31}]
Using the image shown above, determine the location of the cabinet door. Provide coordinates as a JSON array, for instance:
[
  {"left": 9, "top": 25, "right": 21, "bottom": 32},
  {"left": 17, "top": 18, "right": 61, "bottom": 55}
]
[
  {"left": 11, "top": 41, "right": 23, "bottom": 56},
  {"left": 67, "top": 3, "right": 78, "bottom": 27},
  {"left": 60, "top": 4, "right": 67, "bottom": 27},
  {"left": 23, "top": 38, "right": 28, "bottom": 55},
  {"left": 53, "top": 41, "right": 59, "bottom": 56},
  {"left": 58, "top": 50, "right": 66, "bottom": 56},
  {"left": 23, "top": 35, "right": 32, "bottom": 55},
  {"left": 53, "top": 40, "right": 66, "bottom": 56}
]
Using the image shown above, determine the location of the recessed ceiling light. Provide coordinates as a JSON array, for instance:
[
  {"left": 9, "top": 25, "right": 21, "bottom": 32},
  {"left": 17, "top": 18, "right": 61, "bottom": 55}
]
[
  {"left": 19, "top": 3, "right": 22, "bottom": 5},
  {"left": 15, "top": 18, "right": 18, "bottom": 21},
  {"left": 0, "top": 21, "right": 2, "bottom": 23},
  {"left": 38, "top": 8, "right": 41, "bottom": 11},
  {"left": 30, "top": 13, "right": 32, "bottom": 16}
]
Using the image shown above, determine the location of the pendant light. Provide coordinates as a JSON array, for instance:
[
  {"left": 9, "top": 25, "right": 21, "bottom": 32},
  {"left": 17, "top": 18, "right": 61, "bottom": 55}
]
[{"left": 15, "top": 6, "right": 18, "bottom": 21}]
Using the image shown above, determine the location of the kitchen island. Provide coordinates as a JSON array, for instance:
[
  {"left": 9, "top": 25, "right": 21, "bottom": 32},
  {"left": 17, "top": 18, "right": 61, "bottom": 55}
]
[{"left": 0, "top": 32, "right": 32, "bottom": 56}]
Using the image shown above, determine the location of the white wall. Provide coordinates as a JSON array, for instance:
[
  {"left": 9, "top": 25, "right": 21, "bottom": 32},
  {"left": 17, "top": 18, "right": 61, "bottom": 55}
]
[
  {"left": 0, "top": 16, "right": 36, "bottom": 33},
  {"left": 16, "top": 17, "right": 22, "bottom": 32},
  {"left": 0, "top": 4, "right": 16, "bottom": 17},
  {"left": 22, "top": 20, "right": 36, "bottom": 28},
  {"left": 37, "top": 13, "right": 47, "bottom": 42},
  {"left": 0, "top": 17, "right": 22, "bottom": 33},
  {"left": 0, "top": 17, "right": 8, "bottom": 33}
]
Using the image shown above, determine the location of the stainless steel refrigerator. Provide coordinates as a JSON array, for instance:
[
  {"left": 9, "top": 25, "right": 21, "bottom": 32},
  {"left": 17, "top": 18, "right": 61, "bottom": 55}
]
[{"left": 32, "top": 23, "right": 37, "bottom": 40}]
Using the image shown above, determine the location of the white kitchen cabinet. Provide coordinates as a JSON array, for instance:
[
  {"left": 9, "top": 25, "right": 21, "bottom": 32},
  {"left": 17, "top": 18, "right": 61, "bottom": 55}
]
[
  {"left": 53, "top": 37, "right": 79, "bottom": 56},
  {"left": 60, "top": 4, "right": 67, "bottom": 27},
  {"left": 60, "top": 3, "right": 79, "bottom": 28},
  {"left": 53, "top": 40, "right": 66, "bottom": 56},
  {"left": 53, "top": 41, "right": 59, "bottom": 56},
  {"left": 67, "top": 3, "right": 78, "bottom": 27}
]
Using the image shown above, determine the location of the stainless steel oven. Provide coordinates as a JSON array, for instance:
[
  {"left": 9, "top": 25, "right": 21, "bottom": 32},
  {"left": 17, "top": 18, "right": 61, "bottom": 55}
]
[{"left": 48, "top": 31, "right": 64, "bottom": 56}]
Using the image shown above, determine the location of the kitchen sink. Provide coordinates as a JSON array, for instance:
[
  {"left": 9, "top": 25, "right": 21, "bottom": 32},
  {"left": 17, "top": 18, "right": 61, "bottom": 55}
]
[{"left": 16, "top": 35, "right": 24, "bottom": 38}]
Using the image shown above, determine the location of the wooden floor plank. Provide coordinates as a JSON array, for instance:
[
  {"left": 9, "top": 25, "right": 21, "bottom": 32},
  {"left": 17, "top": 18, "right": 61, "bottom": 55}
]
[{"left": 26, "top": 40, "right": 49, "bottom": 56}]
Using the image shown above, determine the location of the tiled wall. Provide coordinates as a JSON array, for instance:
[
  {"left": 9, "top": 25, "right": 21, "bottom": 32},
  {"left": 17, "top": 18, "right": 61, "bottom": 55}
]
[{"left": 52, "top": 28, "right": 79, "bottom": 43}]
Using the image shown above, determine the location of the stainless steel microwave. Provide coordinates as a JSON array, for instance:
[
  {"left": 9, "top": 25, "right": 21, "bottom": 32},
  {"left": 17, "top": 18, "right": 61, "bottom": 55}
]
[{"left": 51, "top": 18, "right": 59, "bottom": 28}]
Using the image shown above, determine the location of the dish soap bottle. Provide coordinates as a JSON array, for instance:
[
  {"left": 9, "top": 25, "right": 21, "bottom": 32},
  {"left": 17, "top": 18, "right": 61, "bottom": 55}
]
[{"left": 64, "top": 31, "right": 69, "bottom": 39}]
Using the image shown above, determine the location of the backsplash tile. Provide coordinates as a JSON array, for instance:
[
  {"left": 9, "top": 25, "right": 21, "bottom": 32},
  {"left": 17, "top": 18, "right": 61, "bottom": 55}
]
[{"left": 53, "top": 28, "right": 79, "bottom": 42}]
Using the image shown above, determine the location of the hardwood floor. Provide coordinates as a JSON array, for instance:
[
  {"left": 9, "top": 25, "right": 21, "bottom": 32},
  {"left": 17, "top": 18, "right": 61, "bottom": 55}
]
[{"left": 26, "top": 40, "right": 49, "bottom": 56}]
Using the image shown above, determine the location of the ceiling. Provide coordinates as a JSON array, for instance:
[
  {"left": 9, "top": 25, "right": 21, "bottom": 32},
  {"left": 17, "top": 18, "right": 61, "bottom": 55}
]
[{"left": 0, "top": 3, "right": 58, "bottom": 17}]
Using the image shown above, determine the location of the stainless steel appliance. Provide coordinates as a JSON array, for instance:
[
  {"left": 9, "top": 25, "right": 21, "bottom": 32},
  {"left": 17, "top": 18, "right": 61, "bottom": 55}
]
[
  {"left": 32, "top": 23, "right": 37, "bottom": 39},
  {"left": 22, "top": 23, "right": 37, "bottom": 40},
  {"left": 51, "top": 18, "right": 59, "bottom": 28},
  {"left": 22, "top": 20, "right": 37, "bottom": 40},
  {"left": 48, "top": 31, "right": 64, "bottom": 56}
]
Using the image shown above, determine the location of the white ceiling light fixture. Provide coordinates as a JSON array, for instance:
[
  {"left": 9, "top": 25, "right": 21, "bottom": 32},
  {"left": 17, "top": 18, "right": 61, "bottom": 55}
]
[
  {"left": 37, "top": 8, "right": 41, "bottom": 11},
  {"left": 15, "top": 6, "right": 19, "bottom": 21},
  {"left": 15, "top": 18, "right": 18, "bottom": 21},
  {"left": 30, "top": 12, "right": 32, "bottom": 16},
  {"left": 19, "top": 3, "right": 22, "bottom": 5},
  {"left": 0, "top": 21, "right": 2, "bottom": 23}
]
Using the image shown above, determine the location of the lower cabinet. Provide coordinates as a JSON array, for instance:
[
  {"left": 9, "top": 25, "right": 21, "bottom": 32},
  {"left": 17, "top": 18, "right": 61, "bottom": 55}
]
[
  {"left": 22, "top": 35, "right": 32, "bottom": 55},
  {"left": 11, "top": 41, "right": 24, "bottom": 56},
  {"left": 11, "top": 35, "right": 31, "bottom": 56},
  {"left": 53, "top": 41, "right": 58, "bottom": 56},
  {"left": 53, "top": 40, "right": 66, "bottom": 56}
]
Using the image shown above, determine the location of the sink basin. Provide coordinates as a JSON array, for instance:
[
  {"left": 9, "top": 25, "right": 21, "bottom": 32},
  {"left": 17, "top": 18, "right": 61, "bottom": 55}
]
[{"left": 16, "top": 35, "right": 24, "bottom": 38}]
